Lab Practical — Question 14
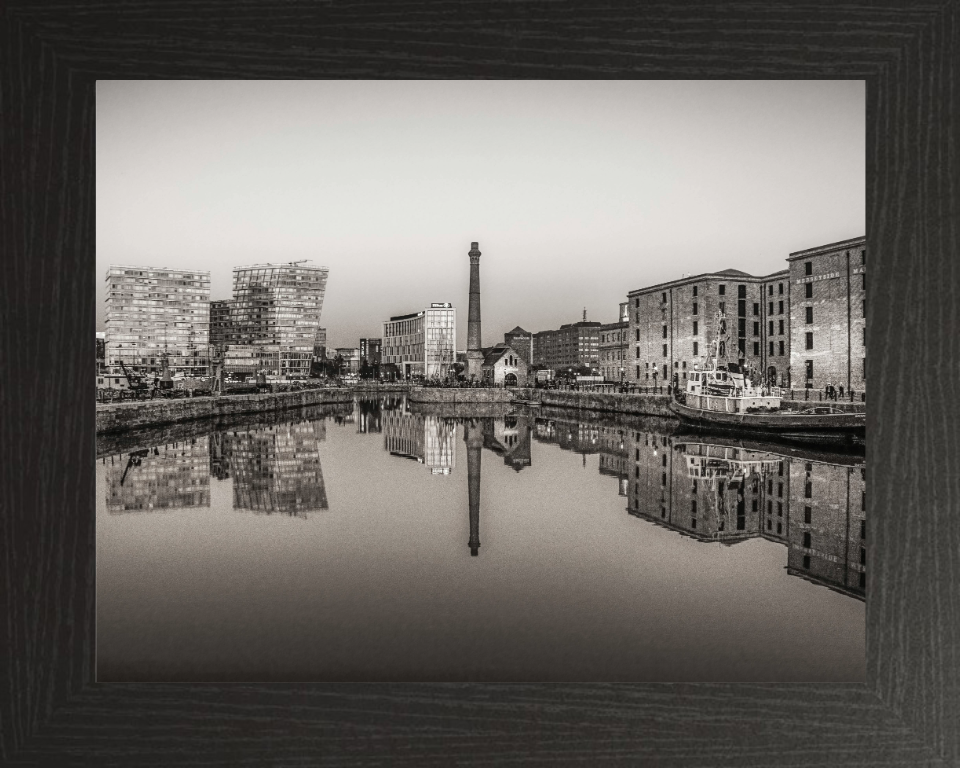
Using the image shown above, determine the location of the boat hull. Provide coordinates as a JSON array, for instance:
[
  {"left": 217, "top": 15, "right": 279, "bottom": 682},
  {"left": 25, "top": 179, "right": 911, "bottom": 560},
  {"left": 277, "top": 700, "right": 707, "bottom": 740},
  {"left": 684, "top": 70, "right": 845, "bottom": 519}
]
[{"left": 668, "top": 399, "right": 865, "bottom": 446}]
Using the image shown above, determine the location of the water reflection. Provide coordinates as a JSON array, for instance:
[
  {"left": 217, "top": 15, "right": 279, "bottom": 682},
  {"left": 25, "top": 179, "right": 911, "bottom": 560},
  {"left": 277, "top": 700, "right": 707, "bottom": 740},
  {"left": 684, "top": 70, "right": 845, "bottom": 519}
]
[
  {"left": 101, "top": 400, "right": 865, "bottom": 598},
  {"left": 107, "top": 420, "right": 329, "bottom": 518},
  {"left": 225, "top": 421, "right": 328, "bottom": 517},
  {"left": 538, "top": 415, "right": 866, "bottom": 601},
  {"left": 105, "top": 440, "right": 210, "bottom": 512}
]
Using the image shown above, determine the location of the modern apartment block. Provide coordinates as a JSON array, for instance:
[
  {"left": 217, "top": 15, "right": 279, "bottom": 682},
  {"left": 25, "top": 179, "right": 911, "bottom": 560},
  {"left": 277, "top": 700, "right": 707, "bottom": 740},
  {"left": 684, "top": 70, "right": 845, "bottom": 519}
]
[
  {"left": 382, "top": 302, "right": 456, "bottom": 379},
  {"left": 103, "top": 265, "right": 211, "bottom": 377},
  {"left": 532, "top": 320, "right": 601, "bottom": 372},
  {"left": 229, "top": 263, "right": 329, "bottom": 378},
  {"left": 787, "top": 236, "right": 866, "bottom": 393}
]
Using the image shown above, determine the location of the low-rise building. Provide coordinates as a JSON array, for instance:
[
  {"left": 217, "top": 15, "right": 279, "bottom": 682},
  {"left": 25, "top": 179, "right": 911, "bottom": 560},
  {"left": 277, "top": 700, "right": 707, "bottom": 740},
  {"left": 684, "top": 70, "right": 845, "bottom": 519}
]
[{"left": 480, "top": 344, "right": 529, "bottom": 386}]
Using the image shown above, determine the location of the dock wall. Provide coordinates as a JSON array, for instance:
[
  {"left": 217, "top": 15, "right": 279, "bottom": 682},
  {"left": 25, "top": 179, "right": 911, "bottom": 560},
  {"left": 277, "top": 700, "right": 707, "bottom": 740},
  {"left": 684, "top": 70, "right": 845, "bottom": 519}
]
[{"left": 96, "top": 388, "right": 354, "bottom": 434}]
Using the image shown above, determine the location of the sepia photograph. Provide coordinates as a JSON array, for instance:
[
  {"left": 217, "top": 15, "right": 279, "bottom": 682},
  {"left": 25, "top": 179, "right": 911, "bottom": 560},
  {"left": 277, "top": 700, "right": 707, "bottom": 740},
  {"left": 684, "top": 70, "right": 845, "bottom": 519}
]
[{"left": 95, "top": 80, "right": 866, "bottom": 683}]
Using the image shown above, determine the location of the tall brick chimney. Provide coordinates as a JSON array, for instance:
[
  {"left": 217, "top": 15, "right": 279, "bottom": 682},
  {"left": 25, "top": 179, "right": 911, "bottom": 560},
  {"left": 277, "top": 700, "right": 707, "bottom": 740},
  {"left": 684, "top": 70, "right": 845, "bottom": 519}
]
[{"left": 465, "top": 241, "right": 483, "bottom": 381}]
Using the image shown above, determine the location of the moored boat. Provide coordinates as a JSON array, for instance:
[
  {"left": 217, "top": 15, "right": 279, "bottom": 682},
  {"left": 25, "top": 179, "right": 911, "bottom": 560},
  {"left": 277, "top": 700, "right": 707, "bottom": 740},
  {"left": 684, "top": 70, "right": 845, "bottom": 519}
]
[{"left": 668, "top": 310, "right": 865, "bottom": 446}]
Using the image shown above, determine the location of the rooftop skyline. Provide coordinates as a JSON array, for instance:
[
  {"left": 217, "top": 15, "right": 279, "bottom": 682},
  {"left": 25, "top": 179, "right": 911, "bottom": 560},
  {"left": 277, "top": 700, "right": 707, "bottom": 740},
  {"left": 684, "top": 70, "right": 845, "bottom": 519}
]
[{"left": 97, "top": 80, "right": 864, "bottom": 349}]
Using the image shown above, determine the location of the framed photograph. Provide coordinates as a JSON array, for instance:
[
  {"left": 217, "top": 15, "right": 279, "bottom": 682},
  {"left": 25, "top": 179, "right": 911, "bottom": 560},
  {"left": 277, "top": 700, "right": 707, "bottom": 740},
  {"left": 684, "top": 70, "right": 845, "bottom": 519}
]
[{"left": 3, "top": 2, "right": 957, "bottom": 765}]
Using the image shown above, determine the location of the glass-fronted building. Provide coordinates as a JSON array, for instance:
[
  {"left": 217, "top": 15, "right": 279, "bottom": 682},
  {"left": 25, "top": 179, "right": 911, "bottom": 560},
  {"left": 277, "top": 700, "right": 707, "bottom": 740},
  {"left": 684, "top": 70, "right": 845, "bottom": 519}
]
[
  {"left": 382, "top": 302, "right": 456, "bottom": 380},
  {"left": 230, "top": 263, "right": 329, "bottom": 378}
]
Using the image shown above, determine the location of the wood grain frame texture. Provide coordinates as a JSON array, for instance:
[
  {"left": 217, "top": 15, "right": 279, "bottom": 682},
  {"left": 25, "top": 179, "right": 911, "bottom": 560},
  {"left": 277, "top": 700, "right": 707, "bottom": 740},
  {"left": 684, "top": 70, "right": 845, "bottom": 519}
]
[{"left": 1, "top": 1, "right": 957, "bottom": 765}]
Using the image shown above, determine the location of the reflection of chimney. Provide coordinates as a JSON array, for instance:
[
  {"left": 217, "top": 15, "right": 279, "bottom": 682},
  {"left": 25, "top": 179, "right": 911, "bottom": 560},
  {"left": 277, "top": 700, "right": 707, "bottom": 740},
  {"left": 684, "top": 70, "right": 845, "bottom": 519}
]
[
  {"left": 465, "top": 418, "right": 482, "bottom": 556},
  {"left": 465, "top": 242, "right": 483, "bottom": 381}
]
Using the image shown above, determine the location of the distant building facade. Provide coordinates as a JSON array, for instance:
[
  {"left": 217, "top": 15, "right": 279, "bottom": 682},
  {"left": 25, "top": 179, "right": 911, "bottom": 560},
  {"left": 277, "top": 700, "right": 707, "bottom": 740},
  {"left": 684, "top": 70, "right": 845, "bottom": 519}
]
[
  {"left": 230, "top": 263, "right": 329, "bottom": 378},
  {"left": 382, "top": 302, "right": 456, "bottom": 379},
  {"left": 598, "top": 302, "right": 629, "bottom": 382},
  {"left": 313, "top": 327, "right": 328, "bottom": 363},
  {"left": 209, "top": 299, "right": 236, "bottom": 352},
  {"left": 104, "top": 265, "right": 211, "bottom": 377},
  {"left": 533, "top": 320, "right": 601, "bottom": 372},
  {"left": 503, "top": 326, "right": 534, "bottom": 365},
  {"left": 360, "top": 337, "right": 382, "bottom": 366},
  {"left": 334, "top": 347, "right": 361, "bottom": 374},
  {"left": 787, "top": 237, "right": 866, "bottom": 393}
]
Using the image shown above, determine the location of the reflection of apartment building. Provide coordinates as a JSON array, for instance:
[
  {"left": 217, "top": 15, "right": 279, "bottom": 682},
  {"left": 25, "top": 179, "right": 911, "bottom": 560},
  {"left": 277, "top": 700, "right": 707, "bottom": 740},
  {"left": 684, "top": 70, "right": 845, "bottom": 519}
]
[
  {"left": 382, "top": 409, "right": 457, "bottom": 474},
  {"left": 424, "top": 416, "right": 457, "bottom": 475},
  {"left": 229, "top": 422, "right": 328, "bottom": 516},
  {"left": 104, "top": 265, "right": 211, "bottom": 377},
  {"left": 382, "top": 303, "right": 456, "bottom": 379},
  {"left": 105, "top": 440, "right": 210, "bottom": 511},
  {"left": 383, "top": 409, "right": 425, "bottom": 462},
  {"left": 787, "top": 237, "right": 866, "bottom": 393}
]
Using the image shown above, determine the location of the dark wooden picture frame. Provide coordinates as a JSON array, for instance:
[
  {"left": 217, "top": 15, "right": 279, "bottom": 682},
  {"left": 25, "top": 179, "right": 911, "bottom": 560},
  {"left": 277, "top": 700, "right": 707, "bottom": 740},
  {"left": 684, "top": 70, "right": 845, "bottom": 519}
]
[{"left": 2, "top": 2, "right": 957, "bottom": 765}]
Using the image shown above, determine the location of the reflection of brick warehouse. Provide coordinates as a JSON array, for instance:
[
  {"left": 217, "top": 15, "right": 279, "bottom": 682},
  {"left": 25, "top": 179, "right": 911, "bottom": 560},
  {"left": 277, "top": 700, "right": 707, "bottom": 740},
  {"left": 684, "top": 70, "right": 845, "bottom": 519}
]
[
  {"left": 787, "top": 461, "right": 865, "bottom": 598},
  {"left": 229, "top": 422, "right": 328, "bottom": 516},
  {"left": 625, "top": 433, "right": 763, "bottom": 544},
  {"left": 596, "top": 425, "right": 629, "bottom": 496},
  {"left": 106, "top": 440, "right": 210, "bottom": 512},
  {"left": 481, "top": 415, "right": 532, "bottom": 472},
  {"left": 758, "top": 459, "right": 791, "bottom": 544}
]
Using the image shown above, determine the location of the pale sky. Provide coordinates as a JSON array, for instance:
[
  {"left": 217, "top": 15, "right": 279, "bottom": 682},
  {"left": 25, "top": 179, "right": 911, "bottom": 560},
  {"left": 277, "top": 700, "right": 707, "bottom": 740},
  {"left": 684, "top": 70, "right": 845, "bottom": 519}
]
[{"left": 96, "top": 80, "right": 864, "bottom": 350}]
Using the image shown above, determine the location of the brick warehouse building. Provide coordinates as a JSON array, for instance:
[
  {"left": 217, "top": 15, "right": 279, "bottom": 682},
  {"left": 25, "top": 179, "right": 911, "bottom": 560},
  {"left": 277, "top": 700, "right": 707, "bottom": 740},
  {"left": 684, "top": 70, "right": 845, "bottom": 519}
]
[
  {"left": 626, "top": 269, "right": 790, "bottom": 388},
  {"left": 533, "top": 319, "right": 601, "bottom": 373},
  {"left": 787, "top": 236, "right": 866, "bottom": 394}
]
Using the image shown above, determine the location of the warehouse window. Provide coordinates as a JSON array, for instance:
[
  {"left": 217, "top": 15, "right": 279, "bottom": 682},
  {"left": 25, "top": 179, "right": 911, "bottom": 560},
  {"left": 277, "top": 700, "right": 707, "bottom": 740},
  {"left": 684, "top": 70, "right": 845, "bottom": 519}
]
[
  {"left": 693, "top": 321, "right": 698, "bottom": 335},
  {"left": 719, "top": 284, "right": 725, "bottom": 295},
  {"left": 805, "top": 261, "right": 812, "bottom": 275},
  {"left": 805, "top": 332, "right": 813, "bottom": 350},
  {"left": 805, "top": 282, "right": 813, "bottom": 299},
  {"left": 806, "top": 306, "right": 813, "bottom": 324}
]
